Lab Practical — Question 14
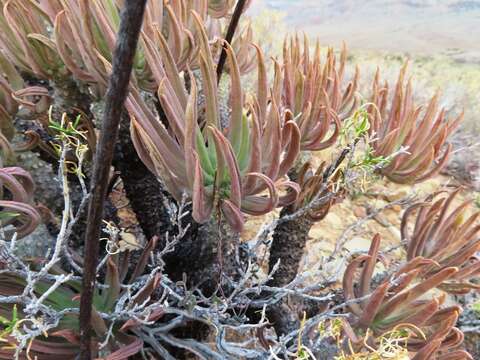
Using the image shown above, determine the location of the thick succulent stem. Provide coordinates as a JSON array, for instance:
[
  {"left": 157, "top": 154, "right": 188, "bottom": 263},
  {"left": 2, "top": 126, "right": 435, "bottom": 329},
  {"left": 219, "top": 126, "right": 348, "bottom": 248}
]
[
  {"left": 268, "top": 206, "right": 313, "bottom": 288},
  {"left": 113, "top": 118, "right": 242, "bottom": 291},
  {"left": 113, "top": 112, "right": 176, "bottom": 240},
  {"left": 113, "top": 114, "right": 243, "bottom": 295},
  {"left": 157, "top": 218, "right": 242, "bottom": 359},
  {"left": 267, "top": 302, "right": 301, "bottom": 339},
  {"left": 52, "top": 78, "right": 92, "bottom": 119},
  {"left": 168, "top": 217, "right": 243, "bottom": 295},
  {"left": 266, "top": 206, "right": 313, "bottom": 337}
]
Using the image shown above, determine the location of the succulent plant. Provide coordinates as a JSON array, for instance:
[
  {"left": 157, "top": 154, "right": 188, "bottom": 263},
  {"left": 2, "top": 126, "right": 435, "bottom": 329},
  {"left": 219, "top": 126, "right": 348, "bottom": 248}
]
[
  {"left": 367, "top": 64, "right": 462, "bottom": 184},
  {"left": 343, "top": 234, "right": 471, "bottom": 359},
  {"left": 47, "top": 0, "right": 152, "bottom": 93},
  {"left": 208, "top": 0, "right": 249, "bottom": 18},
  {"left": 402, "top": 188, "right": 480, "bottom": 294},
  {"left": 0, "top": 0, "right": 65, "bottom": 79},
  {"left": 0, "top": 51, "right": 50, "bottom": 140},
  {"left": 228, "top": 22, "right": 256, "bottom": 75},
  {"left": 35, "top": 0, "right": 251, "bottom": 93},
  {"left": 276, "top": 35, "right": 359, "bottom": 151},
  {"left": 0, "top": 1, "right": 205, "bottom": 94},
  {"left": 0, "top": 237, "right": 161, "bottom": 359},
  {"left": 0, "top": 77, "right": 18, "bottom": 146},
  {"left": 0, "top": 166, "right": 40, "bottom": 239},
  {"left": 0, "top": 41, "right": 53, "bottom": 162},
  {"left": 128, "top": 15, "right": 300, "bottom": 232},
  {"left": 290, "top": 161, "right": 344, "bottom": 221}
]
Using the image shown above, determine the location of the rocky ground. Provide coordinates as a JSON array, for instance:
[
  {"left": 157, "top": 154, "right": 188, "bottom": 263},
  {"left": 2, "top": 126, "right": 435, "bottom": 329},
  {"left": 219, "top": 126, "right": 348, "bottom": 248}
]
[
  {"left": 242, "top": 167, "right": 474, "bottom": 281},
  {"left": 241, "top": 161, "right": 480, "bottom": 356}
]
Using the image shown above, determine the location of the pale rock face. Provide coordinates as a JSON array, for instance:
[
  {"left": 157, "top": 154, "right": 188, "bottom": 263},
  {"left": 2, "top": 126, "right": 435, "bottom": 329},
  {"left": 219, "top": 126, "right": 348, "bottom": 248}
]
[
  {"left": 383, "top": 188, "right": 409, "bottom": 202},
  {"left": 343, "top": 236, "right": 372, "bottom": 253}
]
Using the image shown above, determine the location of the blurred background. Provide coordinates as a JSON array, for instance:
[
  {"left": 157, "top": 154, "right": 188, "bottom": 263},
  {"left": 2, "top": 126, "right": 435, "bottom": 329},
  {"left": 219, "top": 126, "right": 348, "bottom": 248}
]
[
  {"left": 246, "top": 0, "right": 480, "bottom": 185},
  {"left": 249, "top": 1, "right": 480, "bottom": 59}
]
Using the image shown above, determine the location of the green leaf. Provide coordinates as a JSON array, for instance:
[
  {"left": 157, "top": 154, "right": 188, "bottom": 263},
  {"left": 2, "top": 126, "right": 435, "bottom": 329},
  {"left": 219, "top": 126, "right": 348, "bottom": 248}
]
[
  {"left": 195, "top": 128, "right": 215, "bottom": 182},
  {"left": 0, "top": 211, "right": 19, "bottom": 221},
  {"left": 236, "top": 113, "right": 251, "bottom": 173}
]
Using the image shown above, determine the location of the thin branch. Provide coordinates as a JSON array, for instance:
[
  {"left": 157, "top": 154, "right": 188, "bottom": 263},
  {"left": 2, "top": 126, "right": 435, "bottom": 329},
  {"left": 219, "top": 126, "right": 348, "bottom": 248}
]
[
  {"left": 216, "top": 0, "right": 248, "bottom": 83},
  {"left": 329, "top": 195, "right": 416, "bottom": 260},
  {"left": 78, "top": 1, "right": 147, "bottom": 358}
]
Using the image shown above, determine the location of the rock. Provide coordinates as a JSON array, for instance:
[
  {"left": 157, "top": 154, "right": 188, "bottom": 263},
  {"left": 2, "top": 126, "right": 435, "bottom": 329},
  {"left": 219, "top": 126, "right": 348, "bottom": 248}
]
[
  {"left": 353, "top": 205, "right": 367, "bottom": 218},
  {"left": 16, "top": 224, "right": 55, "bottom": 258},
  {"left": 324, "top": 212, "right": 346, "bottom": 230},
  {"left": 16, "top": 149, "right": 64, "bottom": 214},
  {"left": 372, "top": 213, "right": 390, "bottom": 227},
  {"left": 391, "top": 204, "right": 403, "bottom": 213},
  {"left": 384, "top": 208, "right": 402, "bottom": 225},
  {"left": 458, "top": 309, "right": 480, "bottom": 359},
  {"left": 387, "top": 226, "right": 402, "bottom": 242},
  {"left": 344, "top": 237, "right": 372, "bottom": 253},
  {"left": 304, "top": 241, "right": 335, "bottom": 269},
  {"left": 384, "top": 188, "right": 409, "bottom": 202}
]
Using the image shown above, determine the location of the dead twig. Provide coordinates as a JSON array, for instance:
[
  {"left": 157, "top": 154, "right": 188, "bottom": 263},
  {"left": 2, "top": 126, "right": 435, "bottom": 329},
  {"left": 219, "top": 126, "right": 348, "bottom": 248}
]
[
  {"left": 216, "top": 0, "right": 248, "bottom": 83},
  {"left": 78, "top": 1, "right": 147, "bottom": 358}
]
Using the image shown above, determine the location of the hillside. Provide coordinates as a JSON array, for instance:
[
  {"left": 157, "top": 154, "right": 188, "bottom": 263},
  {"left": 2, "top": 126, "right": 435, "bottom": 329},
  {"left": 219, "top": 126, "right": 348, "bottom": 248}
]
[{"left": 249, "top": 0, "right": 480, "bottom": 61}]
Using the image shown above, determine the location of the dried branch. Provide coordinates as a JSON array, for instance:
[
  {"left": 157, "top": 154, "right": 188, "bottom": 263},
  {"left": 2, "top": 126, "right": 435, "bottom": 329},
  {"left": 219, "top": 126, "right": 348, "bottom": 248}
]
[
  {"left": 78, "top": 1, "right": 147, "bottom": 358},
  {"left": 216, "top": 0, "right": 249, "bottom": 83},
  {"left": 0, "top": 132, "right": 90, "bottom": 359}
]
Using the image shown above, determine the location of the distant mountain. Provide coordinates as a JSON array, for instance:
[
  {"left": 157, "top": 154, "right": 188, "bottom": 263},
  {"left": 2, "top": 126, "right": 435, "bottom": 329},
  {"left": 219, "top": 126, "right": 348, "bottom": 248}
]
[
  {"left": 255, "top": 0, "right": 480, "bottom": 23},
  {"left": 248, "top": 0, "right": 480, "bottom": 58},
  {"left": 261, "top": 0, "right": 480, "bottom": 13}
]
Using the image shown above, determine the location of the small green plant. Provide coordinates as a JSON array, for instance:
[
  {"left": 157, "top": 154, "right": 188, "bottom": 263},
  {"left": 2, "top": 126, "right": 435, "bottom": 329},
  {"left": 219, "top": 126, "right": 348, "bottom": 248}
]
[
  {"left": 340, "top": 106, "right": 371, "bottom": 143},
  {"left": 48, "top": 108, "right": 90, "bottom": 179},
  {"left": 472, "top": 301, "right": 480, "bottom": 315},
  {"left": 0, "top": 304, "right": 19, "bottom": 341},
  {"left": 296, "top": 313, "right": 314, "bottom": 359}
]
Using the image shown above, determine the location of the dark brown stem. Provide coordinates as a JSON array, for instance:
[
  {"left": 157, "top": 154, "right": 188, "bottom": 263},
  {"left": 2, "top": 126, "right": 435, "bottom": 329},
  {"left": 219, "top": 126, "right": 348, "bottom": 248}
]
[
  {"left": 268, "top": 206, "right": 313, "bottom": 288},
  {"left": 322, "top": 137, "right": 360, "bottom": 182},
  {"left": 169, "top": 218, "right": 242, "bottom": 295},
  {"left": 266, "top": 205, "right": 328, "bottom": 337},
  {"left": 216, "top": 0, "right": 248, "bottom": 84},
  {"left": 269, "top": 138, "right": 358, "bottom": 288},
  {"left": 113, "top": 111, "right": 176, "bottom": 241},
  {"left": 265, "top": 139, "right": 359, "bottom": 336},
  {"left": 78, "top": 1, "right": 147, "bottom": 358}
]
